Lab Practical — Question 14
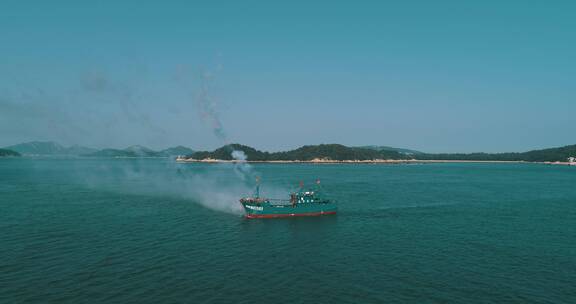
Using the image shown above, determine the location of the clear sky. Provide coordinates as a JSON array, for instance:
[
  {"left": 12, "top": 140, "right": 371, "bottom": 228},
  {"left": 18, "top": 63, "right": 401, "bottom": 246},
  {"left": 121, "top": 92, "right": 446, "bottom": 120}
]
[{"left": 1, "top": 1, "right": 574, "bottom": 153}]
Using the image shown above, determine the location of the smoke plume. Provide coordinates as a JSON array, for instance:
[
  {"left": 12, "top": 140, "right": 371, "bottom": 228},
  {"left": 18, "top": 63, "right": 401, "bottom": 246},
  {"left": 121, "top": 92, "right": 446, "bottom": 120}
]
[
  {"left": 196, "top": 69, "right": 227, "bottom": 141},
  {"left": 72, "top": 159, "right": 247, "bottom": 215},
  {"left": 192, "top": 65, "right": 259, "bottom": 187}
]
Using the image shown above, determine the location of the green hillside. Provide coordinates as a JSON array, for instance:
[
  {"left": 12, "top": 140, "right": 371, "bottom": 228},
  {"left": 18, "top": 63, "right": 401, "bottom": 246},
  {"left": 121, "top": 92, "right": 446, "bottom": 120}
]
[
  {"left": 188, "top": 143, "right": 576, "bottom": 162},
  {"left": 190, "top": 144, "right": 407, "bottom": 161},
  {"left": 0, "top": 149, "right": 21, "bottom": 157},
  {"left": 191, "top": 144, "right": 268, "bottom": 160},
  {"left": 415, "top": 145, "right": 576, "bottom": 162}
]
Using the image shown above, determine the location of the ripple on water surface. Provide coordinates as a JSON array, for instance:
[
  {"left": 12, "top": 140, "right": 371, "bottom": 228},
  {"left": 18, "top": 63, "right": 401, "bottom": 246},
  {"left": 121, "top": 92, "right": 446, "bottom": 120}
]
[{"left": 1, "top": 159, "right": 575, "bottom": 303}]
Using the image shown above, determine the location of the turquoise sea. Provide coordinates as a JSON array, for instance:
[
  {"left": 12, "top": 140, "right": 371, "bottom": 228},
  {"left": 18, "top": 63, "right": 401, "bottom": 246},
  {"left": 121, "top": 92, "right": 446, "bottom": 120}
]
[{"left": 1, "top": 158, "right": 575, "bottom": 303}]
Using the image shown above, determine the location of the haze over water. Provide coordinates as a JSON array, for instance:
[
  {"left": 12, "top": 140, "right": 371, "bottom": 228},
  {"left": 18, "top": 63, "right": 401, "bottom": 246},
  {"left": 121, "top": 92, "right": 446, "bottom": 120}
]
[{"left": 2, "top": 158, "right": 575, "bottom": 303}]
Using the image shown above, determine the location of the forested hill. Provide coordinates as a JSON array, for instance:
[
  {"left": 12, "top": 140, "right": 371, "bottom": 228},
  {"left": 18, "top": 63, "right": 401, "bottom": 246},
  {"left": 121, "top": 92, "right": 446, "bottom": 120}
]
[
  {"left": 415, "top": 144, "right": 576, "bottom": 162},
  {"left": 189, "top": 144, "right": 407, "bottom": 161},
  {"left": 0, "top": 149, "right": 21, "bottom": 157},
  {"left": 188, "top": 143, "right": 576, "bottom": 162}
]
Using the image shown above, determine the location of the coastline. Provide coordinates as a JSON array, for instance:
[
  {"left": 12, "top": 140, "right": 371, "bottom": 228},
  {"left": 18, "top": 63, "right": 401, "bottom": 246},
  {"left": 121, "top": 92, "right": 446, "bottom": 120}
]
[
  {"left": 175, "top": 158, "right": 575, "bottom": 166},
  {"left": 6, "top": 156, "right": 574, "bottom": 166},
  {"left": 540, "top": 161, "right": 576, "bottom": 166}
]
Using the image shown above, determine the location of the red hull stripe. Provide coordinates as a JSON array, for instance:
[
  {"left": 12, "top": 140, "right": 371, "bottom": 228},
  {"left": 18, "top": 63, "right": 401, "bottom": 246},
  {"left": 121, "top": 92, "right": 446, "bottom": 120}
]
[{"left": 245, "top": 211, "right": 337, "bottom": 219}]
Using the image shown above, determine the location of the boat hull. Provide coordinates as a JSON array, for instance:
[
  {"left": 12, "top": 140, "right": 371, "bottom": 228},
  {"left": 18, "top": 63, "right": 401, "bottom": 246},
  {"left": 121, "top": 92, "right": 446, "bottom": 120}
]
[
  {"left": 246, "top": 210, "right": 337, "bottom": 218},
  {"left": 241, "top": 202, "right": 337, "bottom": 219}
]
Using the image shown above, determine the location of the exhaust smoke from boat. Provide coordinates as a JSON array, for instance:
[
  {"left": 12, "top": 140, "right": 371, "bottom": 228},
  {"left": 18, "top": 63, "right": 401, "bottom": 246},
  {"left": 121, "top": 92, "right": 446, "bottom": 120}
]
[
  {"left": 195, "top": 67, "right": 227, "bottom": 142},
  {"left": 231, "top": 150, "right": 255, "bottom": 182},
  {"left": 72, "top": 159, "right": 247, "bottom": 215},
  {"left": 192, "top": 65, "right": 260, "bottom": 184},
  {"left": 71, "top": 63, "right": 275, "bottom": 215}
]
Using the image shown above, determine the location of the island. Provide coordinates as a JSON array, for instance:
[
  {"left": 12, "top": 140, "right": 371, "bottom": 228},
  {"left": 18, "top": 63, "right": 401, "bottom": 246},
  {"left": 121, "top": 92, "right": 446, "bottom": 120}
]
[
  {"left": 0, "top": 149, "right": 21, "bottom": 157},
  {"left": 177, "top": 143, "right": 576, "bottom": 165}
]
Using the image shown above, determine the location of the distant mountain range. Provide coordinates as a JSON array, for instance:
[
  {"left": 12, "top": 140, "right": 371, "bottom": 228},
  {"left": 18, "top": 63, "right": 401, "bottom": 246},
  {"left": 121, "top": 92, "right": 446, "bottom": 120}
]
[
  {"left": 159, "top": 146, "right": 196, "bottom": 156},
  {"left": 84, "top": 145, "right": 194, "bottom": 157},
  {"left": 2, "top": 141, "right": 194, "bottom": 158},
  {"left": 86, "top": 145, "right": 163, "bottom": 158},
  {"left": 3, "top": 141, "right": 575, "bottom": 162},
  {"left": 359, "top": 145, "right": 423, "bottom": 155},
  {"left": 4, "top": 141, "right": 98, "bottom": 156}
]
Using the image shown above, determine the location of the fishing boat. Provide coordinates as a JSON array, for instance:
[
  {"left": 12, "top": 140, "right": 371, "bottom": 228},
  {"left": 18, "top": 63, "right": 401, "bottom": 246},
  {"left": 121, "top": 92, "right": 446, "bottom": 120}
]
[{"left": 240, "top": 179, "right": 337, "bottom": 218}]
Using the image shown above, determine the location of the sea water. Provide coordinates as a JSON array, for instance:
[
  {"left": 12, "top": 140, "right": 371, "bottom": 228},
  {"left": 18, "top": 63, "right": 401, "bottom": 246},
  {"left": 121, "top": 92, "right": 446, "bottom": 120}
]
[{"left": 1, "top": 158, "right": 575, "bottom": 303}]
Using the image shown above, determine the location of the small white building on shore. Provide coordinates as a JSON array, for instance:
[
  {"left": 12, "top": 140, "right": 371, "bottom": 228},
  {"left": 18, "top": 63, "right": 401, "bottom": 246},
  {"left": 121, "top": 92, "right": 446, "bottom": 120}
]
[{"left": 568, "top": 157, "right": 576, "bottom": 163}]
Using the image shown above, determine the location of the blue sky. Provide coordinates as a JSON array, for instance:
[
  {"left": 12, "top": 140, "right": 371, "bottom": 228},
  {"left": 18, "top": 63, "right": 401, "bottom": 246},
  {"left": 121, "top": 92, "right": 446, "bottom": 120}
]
[{"left": 0, "top": 1, "right": 574, "bottom": 152}]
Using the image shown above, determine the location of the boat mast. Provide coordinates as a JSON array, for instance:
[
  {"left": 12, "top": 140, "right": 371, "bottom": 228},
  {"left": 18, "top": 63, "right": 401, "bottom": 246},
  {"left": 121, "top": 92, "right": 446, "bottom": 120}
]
[{"left": 254, "top": 176, "right": 260, "bottom": 198}]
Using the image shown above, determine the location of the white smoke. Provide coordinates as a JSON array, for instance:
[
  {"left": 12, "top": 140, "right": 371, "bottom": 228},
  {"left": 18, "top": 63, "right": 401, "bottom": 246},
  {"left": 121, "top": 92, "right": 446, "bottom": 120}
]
[
  {"left": 194, "top": 68, "right": 227, "bottom": 141},
  {"left": 231, "top": 150, "right": 255, "bottom": 183},
  {"left": 188, "top": 64, "right": 261, "bottom": 189},
  {"left": 231, "top": 150, "right": 246, "bottom": 161},
  {"left": 73, "top": 160, "right": 247, "bottom": 215}
]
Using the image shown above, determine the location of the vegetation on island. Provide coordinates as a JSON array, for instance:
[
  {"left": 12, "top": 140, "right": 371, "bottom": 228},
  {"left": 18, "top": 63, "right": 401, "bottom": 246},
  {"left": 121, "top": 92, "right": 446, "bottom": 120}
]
[
  {"left": 415, "top": 145, "right": 576, "bottom": 162},
  {"left": 4, "top": 140, "right": 575, "bottom": 162},
  {"left": 188, "top": 143, "right": 576, "bottom": 162},
  {"left": 189, "top": 144, "right": 407, "bottom": 161},
  {"left": 0, "top": 148, "right": 21, "bottom": 157}
]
